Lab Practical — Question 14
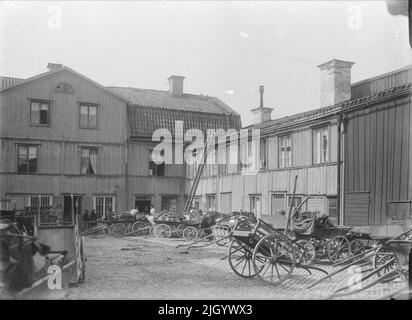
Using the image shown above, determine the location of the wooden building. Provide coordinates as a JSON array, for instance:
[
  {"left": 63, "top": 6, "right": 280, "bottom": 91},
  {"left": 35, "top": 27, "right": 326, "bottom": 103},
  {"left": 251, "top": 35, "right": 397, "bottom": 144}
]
[
  {"left": 342, "top": 66, "right": 412, "bottom": 236},
  {"left": 189, "top": 60, "right": 412, "bottom": 236},
  {"left": 0, "top": 65, "right": 241, "bottom": 219}
]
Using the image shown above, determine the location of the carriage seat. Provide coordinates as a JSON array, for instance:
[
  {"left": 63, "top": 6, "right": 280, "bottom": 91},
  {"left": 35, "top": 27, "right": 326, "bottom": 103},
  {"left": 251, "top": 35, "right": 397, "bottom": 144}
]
[{"left": 292, "top": 215, "right": 317, "bottom": 235}]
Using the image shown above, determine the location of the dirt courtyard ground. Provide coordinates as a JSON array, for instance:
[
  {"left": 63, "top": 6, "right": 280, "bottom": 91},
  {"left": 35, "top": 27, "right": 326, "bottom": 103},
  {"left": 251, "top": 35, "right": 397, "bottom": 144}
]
[{"left": 63, "top": 235, "right": 404, "bottom": 300}]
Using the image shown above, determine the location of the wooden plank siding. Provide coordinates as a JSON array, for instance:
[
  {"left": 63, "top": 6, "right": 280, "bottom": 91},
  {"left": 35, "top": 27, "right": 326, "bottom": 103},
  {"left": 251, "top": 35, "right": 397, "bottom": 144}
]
[
  {"left": 343, "top": 95, "right": 412, "bottom": 227},
  {"left": 0, "top": 69, "right": 129, "bottom": 212}
]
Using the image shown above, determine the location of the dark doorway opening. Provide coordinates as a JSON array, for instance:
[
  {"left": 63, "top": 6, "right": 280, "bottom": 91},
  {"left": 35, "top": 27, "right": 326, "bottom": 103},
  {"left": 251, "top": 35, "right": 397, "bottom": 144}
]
[{"left": 63, "top": 195, "right": 82, "bottom": 223}]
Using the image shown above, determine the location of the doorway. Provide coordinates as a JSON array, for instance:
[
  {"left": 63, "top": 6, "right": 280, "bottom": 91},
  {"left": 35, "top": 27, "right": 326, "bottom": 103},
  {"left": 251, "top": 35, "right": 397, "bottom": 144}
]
[{"left": 134, "top": 195, "right": 152, "bottom": 214}]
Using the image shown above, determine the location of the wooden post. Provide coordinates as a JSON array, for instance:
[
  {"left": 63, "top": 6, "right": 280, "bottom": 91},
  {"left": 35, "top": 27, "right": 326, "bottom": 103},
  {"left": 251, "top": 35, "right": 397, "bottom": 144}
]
[{"left": 285, "top": 175, "right": 298, "bottom": 235}]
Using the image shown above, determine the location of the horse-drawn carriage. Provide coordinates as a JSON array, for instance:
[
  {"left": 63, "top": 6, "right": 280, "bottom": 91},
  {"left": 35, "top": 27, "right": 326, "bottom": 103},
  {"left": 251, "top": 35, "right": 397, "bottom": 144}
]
[{"left": 227, "top": 215, "right": 328, "bottom": 285}]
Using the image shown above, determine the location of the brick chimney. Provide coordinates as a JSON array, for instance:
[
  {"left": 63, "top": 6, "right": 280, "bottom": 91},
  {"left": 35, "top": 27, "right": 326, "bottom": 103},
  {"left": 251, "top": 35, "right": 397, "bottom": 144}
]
[
  {"left": 317, "top": 59, "right": 355, "bottom": 107},
  {"left": 251, "top": 85, "right": 273, "bottom": 124},
  {"left": 47, "top": 63, "right": 63, "bottom": 71},
  {"left": 168, "top": 75, "right": 185, "bottom": 96}
]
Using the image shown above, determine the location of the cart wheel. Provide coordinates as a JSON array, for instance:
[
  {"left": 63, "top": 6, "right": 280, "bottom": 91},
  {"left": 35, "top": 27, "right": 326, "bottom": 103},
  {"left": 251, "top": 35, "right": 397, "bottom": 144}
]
[
  {"left": 326, "top": 235, "right": 351, "bottom": 263},
  {"left": 212, "top": 225, "right": 231, "bottom": 247},
  {"left": 78, "top": 237, "right": 86, "bottom": 284},
  {"left": 182, "top": 226, "right": 199, "bottom": 241},
  {"left": 111, "top": 223, "right": 127, "bottom": 236},
  {"left": 350, "top": 239, "right": 365, "bottom": 256},
  {"left": 228, "top": 239, "right": 256, "bottom": 278},
  {"left": 295, "top": 240, "right": 316, "bottom": 266},
  {"left": 373, "top": 245, "right": 397, "bottom": 278},
  {"left": 175, "top": 224, "right": 185, "bottom": 238},
  {"left": 252, "top": 234, "right": 296, "bottom": 285},
  {"left": 131, "top": 221, "right": 149, "bottom": 236},
  {"left": 154, "top": 224, "right": 171, "bottom": 238}
]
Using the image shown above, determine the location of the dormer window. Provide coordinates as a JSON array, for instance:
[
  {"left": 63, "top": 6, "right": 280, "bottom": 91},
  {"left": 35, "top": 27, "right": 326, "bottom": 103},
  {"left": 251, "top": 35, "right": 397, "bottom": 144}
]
[{"left": 30, "top": 100, "right": 50, "bottom": 126}]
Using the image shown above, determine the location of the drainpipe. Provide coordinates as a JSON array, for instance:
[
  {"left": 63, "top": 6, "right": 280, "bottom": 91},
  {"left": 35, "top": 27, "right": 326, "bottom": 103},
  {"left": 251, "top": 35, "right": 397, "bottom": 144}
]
[{"left": 336, "top": 114, "right": 343, "bottom": 225}]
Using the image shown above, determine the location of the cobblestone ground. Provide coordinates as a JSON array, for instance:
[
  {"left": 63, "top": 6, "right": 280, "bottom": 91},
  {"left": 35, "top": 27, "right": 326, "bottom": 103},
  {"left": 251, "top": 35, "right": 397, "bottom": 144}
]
[{"left": 64, "top": 235, "right": 405, "bottom": 300}]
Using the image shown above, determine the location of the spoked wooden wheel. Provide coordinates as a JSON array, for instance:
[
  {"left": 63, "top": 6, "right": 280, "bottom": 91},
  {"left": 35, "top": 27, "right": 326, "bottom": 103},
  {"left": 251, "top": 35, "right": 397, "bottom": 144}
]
[
  {"left": 228, "top": 239, "right": 257, "bottom": 278},
  {"left": 131, "top": 221, "right": 149, "bottom": 236},
  {"left": 373, "top": 245, "right": 397, "bottom": 278},
  {"left": 326, "top": 235, "right": 351, "bottom": 263},
  {"left": 153, "top": 224, "right": 172, "bottom": 238},
  {"left": 295, "top": 240, "right": 316, "bottom": 266},
  {"left": 212, "top": 225, "right": 231, "bottom": 247},
  {"left": 111, "top": 223, "right": 127, "bottom": 236},
  {"left": 252, "top": 234, "right": 296, "bottom": 285},
  {"left": 350, "top": 239, "right": 365, "bottom": 256},
  {"left": 176, "top": 224, "right": 185, "bottom": 238},
  {"left": 182, "top": 226, "right": 199, "bottom": 241}
]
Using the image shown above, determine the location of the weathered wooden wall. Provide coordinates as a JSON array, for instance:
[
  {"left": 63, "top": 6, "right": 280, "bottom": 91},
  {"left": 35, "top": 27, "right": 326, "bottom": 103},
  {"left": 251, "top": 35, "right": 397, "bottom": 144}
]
[
  {"left": 343, "top": 94, "right": 412, "bottom": 228},
  {"left": 0, "top": 70, "right": 128, "bottom": 212}
]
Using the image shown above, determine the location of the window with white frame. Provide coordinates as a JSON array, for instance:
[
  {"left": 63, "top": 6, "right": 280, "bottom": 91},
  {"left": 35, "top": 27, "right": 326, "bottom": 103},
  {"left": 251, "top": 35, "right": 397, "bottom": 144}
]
[
  {"left": 313, "top": 126, "right": 328, "bottom": 164},
  {"left": 94, "top": 196, "right": 114, "bottom": 219},
  {"left": 27, "top": 195, "right": 53, "bottom": 213},
  {"left": 279, "top": 134, "right": 291, "bottom": 168},
  {"left": 271, "top": 193, "right": 286, "bottom": 215}
]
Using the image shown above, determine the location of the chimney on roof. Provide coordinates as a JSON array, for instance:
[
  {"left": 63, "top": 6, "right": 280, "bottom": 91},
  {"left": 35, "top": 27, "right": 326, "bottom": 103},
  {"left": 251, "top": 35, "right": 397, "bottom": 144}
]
[
  {"left": 317, "top": 59, "right": 355, "bottom": 107},
  {"left": 47, "top": 63, "right": 63, "bottom": 71},
  {"left": 168, "top": 75, "right": 185, "bottom": 96},
  {"left": 250, "top": 85, "right": 273, "bottom": 125}
]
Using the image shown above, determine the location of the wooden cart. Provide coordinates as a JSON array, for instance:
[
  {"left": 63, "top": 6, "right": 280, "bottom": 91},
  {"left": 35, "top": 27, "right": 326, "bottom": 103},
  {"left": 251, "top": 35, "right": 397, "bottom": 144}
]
[{"left": 228, "top": 216, "right": 328, "bottom": 285}]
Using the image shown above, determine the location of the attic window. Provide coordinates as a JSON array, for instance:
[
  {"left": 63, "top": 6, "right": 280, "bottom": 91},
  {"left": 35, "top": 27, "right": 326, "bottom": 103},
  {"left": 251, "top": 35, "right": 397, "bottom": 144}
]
[{"left": 55, "top": 83, "right": 74, "bottom": 94}]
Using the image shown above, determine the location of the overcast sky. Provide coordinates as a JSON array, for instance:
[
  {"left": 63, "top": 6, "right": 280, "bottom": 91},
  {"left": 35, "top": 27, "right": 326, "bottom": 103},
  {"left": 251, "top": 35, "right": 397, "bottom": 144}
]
[{"left": 1, "top": 1, "right": 410, "bottom": 126}]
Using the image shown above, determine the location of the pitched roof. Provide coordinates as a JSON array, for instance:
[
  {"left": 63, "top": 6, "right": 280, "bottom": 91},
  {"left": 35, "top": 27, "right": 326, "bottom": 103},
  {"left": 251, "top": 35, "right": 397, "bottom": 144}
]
[
  {"left": 107, "top": 86, "right": 239, "bottom": 116},
  {"left": 0, "top": 67, "right": 128, "bottom": 103},
  {"left": 0, "top": 76, "right": 24, "bottom": 88},
  {"left": 128, "top": 105, "right": 241, "bottom": 138}
]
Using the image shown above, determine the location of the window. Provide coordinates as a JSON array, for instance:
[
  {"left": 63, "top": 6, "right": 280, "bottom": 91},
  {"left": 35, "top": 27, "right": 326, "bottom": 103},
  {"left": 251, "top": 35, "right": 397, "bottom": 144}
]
[
  {"left": 206, "top": 194, "right": 216, "bottom": 211},
  {"left": 271, "top": 194, "right": 286, "bottom": 215},
  {"left": 161, "top": 196, "right": 177, "bottom": 211},
  {"left": 328, "top": 196, "right": 338, "bottom": 224},
  {"left": 149, "top": 161, "right": 165, "bottom": 176},
  {"left": 30, "top": 100, "right": 50, "bottom": 125},
  {"left": 250, "top": 195, "right": 261, "bottom": 216},
  {"left": 218, "top": 142, "right": 230, "bottom": 175},
  {"left": 313, "top": 126, "right": 328, "bottom": 164},
  {"left": 27, "top": 195, "right": 52, "bottom": 213},
  {"left": 193, "top": 197, "right": 201, "bottom": 210},
  {"left": 95, "top": 196, "right": 114, "bottom": 219},
  {"left": 18, "top": 145, "right": 38, "bottom": 173},
  {"left": 79, "top": 104, "right": 98, "bottom": 128},
  {"left": 134, "top": 195, "right": 152, "bottom": 213},
  {"left": 260, "top": 138, "right": 267, "bottom": 170},
  {"left": 279, "top": 135, "right": 291, "bottom": 168},
  {"left": 81, "top": 147, "right": 98, "bottom": 175}
]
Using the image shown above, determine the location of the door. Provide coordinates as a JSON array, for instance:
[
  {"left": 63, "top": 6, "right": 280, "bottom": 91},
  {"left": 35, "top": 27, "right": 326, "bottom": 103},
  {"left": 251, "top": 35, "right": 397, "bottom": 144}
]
[
  {"left": 63, "top": 195, "right": 82, "bottom": 223},
  {"left": 344, "top": 192, "right": 369, "bottom": 226}
]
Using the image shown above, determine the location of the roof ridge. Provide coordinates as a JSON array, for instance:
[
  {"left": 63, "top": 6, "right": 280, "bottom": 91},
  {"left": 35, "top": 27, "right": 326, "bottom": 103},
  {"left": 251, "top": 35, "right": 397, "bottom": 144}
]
[{"left": 255, "top": 84, "right": 411, "bottom": 130}]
